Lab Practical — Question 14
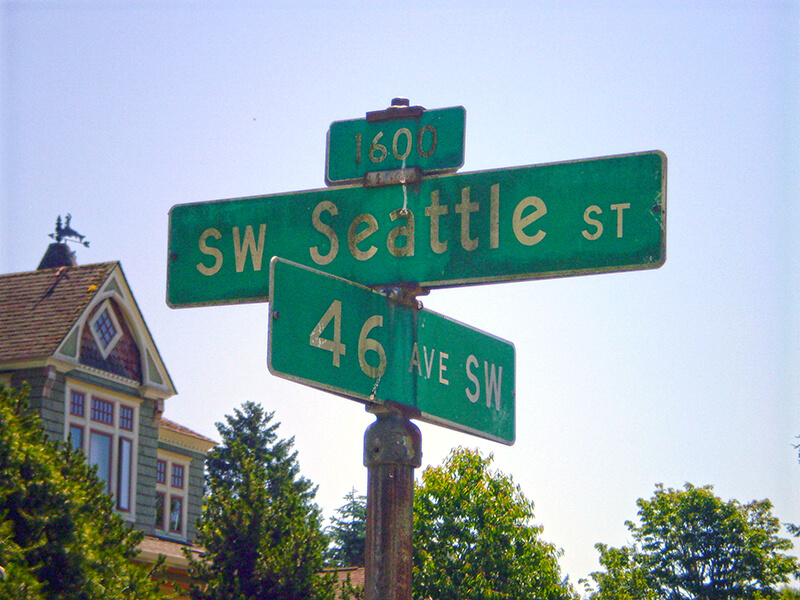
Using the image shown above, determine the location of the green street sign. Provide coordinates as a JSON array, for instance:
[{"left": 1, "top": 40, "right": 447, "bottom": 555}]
[
  {"left": 267, "top": 258, "right": 516, "bottom": 445},
  {"left": 167, "top": 150, "right": 666, "bottom": 308},
  {"left": 326, "top": 106, "right": 466, "bottom": 185}
]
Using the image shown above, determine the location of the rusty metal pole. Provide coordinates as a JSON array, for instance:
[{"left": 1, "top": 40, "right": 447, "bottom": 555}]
[{"left": 363, "top": 405, "right": 422, "bottom": 600}]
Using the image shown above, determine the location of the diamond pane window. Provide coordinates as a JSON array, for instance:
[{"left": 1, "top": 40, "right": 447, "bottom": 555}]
[
  {"left": 94, "top": 309, "right": 117, "bottom": 348},
  {"left": 89, "top": 302, "right": 123, "bottom": 358}
]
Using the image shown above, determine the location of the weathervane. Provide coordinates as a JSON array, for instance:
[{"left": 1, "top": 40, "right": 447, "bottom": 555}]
[{"left": 49, "top": 214, "right": 89, "bottom": 247}]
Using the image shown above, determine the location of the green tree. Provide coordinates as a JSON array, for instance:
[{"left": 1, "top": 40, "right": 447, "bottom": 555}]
[
  {"left": 188, "top": 401, "right": 334, "bottom": 600},
  {"left": 412, "top": 446, "right": 576, "bottom": 600},
  {"left": 585, "top": 483, "right": 799, "bottom": 600},
  {"left": 0, "top": 385, "right": 162, "bottom": 600},
  {"left": 326, "top": 488, "right": 367, "bottom": 567},
  {"left": 581, "top": 543, "right": 658, "bottom": 600}
]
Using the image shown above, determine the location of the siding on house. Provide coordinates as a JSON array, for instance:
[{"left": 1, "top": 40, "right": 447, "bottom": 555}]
[
  {"left": 136, "top": 397, "right": 160, "bottom": 536},
  {"left": 10, "top": 366, "right": 65, "bottom": 441}
]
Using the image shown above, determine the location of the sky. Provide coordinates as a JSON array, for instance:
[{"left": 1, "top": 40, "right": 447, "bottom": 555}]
[{"left": 2, "top": 0, "right": 799, "bottom": 587}]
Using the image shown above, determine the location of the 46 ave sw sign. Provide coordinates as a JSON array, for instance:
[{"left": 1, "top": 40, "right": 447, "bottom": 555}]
[
  {"left": 268, "top": 258, "right": 516, "bottom": 444},
  {"left": 167, "top": 150, "right": 666, "bottom": 308}
]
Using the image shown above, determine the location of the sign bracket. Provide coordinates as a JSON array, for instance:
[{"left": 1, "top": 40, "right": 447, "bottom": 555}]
[{"left": 366, "top": 97, "right": 425, "bottom": 122}]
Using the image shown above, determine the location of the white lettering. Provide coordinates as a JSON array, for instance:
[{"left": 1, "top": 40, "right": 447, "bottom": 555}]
[
  {"left": 610, "top": 203, "right": 631, "bottom": 238},
  {"left": 512, "top": 196, "right": 547, "bottom": 246},
  {"left": 409, "top": 342, "right": 422, "bottom": 376},
  {"left": 310, "top": 201, "right": 339, "bottom": 265},
  {"left": 423, "top": 346, "right": 436, "bottom": 380},
  {"left": 484, "top": 361, "right": 503, "bottom": 411},
  {"left": 197, "top": 228, "right": 223, "bottom": 276},
  {"left": 439, "top": 352, "right": 449, "bottom": 385},
  {"left": 465, "top": 355, "right": 480, "bottom": 403},
  {"left": 233, "top": 224, "right": 267, "bottom": 273},
  {"left": 348, "top": 213, "right": 379, "bottom": 261},
  {"left": 582, "top": 205, "right": 603, "bottom": 240}
]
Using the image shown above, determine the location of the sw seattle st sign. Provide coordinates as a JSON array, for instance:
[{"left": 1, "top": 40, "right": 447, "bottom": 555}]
[{"left": 167, "top": 151, "right": 666, "bottom": 307}]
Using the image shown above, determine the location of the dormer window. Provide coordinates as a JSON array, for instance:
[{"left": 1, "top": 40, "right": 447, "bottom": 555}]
[{"left": 89, "top": 301, "right": 122, "bottom": 358}]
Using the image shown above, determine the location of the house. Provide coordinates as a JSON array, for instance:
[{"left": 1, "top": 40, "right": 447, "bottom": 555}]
[{"left": 0, "top": 239, "right": 215, "bottom": 594}]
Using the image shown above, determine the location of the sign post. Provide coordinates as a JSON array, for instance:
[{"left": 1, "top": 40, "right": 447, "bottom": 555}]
[{"left": 167, "top": 100, "right": 667, "bottom": 600}]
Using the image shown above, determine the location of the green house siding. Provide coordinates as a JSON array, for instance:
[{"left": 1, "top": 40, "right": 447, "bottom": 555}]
[
  {"left": 135, "top": 398, "right": 160, "bottom": 536},
  {"left": 11, "top": 367, "right": 65, "bottom": 441}
]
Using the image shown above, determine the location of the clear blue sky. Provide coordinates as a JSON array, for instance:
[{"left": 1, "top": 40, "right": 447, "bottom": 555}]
[{"left": 2, "top": 0, "right": 798, "bottom": 585}]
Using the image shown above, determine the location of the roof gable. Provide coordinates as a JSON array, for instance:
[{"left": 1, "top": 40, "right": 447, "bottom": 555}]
[
  {"left": 0, "top": 262, "right": 175, "bottom": 398},
  {"left": 0, "top": 263, "right": 116, "bottom": 363}
]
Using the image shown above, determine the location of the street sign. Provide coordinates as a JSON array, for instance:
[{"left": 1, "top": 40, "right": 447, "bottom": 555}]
[
  {"left": 267, "top": 258, "right": 516, "bottom": 445},
  {"left": 326, "top": 105, "right": 466, "bottom": 185},
  {"left": 167, "top": 150, "right": 666, "bottom": 308}
]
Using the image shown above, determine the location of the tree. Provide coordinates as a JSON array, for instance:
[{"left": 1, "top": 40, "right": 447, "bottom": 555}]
[
  {"left": 326, "top": 488, "right": 367, "bottom": 567},
  {"left": 585, "top": 483, "right": 799, "bottom": 600},
  {"left": 187, "top": 401, "right": 334, "bottom": 600},
  {"left": 412, "top": 447, "right": 576, "bottom": 600},
  {"left": 582, "top": 543, "right": 658, "bottom": 600},
  {"left": 0, "top": 385, "right": 163, "bottom": 600}
]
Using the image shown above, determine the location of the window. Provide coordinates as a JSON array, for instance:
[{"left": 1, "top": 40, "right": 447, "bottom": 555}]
[
  {"left": 156, "top": 459, "right": 167, "bottom": 484},
  {"left": 171, "top": 464, "right": 184, "bottom": 489},
  {"left": 89, "top": 302, "right": 123, "bottom": 358},
  {"left": 169, "top": 497, "right": 183, "bottom": 533},
  {"left": 117, "top": 438, "right": 132, "bottom": 511},
  {"left": 89, "top": 431, "right": 113, "bottom": 494},
  {"left": 70, "top": 391, "right": 85, "bottom": 416},
  {"left": 91, "top": 398, "right": 114, "bottom": 425},
  {"left": 65, "top": 386, "right": 138, "bottom": 519},
  {"left": 156, "top": 456, "right": 190, "bottom": 538},
  {"left": 119, "top": 405, "right": 134, "bottom": 431},
  {"left": 155, "top": 493, "right": 165, "bottom": 529},
  {"left": 69, "top": 424, "right": 83, "bottom": 452},
  {"left": 94, "top": 309, "right": 117, "bottom": 347}
]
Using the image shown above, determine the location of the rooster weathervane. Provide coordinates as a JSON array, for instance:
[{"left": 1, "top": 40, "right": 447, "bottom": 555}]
[{"left": 49, "top": 214, "right": 90, "bottom": 247}]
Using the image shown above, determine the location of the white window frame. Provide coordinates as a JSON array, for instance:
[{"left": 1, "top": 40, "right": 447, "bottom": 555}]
[
  {"left": 155, "top": 452, "right": 190, "bottom": 539},
  {"left": 89, "top": 300, "right": 123, "bottom": 359},
  {"left": 64, "top": 385, "right": 139, "bottom": 520}
]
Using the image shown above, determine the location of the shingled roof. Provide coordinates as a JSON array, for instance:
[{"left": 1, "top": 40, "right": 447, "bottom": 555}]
[
  {"left": 0, "top": 262, "right": 117, "bottom": 363},
  {"left": 160, "top": 417, "right": 217, "bottom": 446}
]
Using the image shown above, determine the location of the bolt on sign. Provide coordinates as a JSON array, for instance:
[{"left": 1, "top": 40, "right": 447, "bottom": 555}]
[
  {"left": 167, "top": 150, "right": 666, "bottom": 308},
  {"left": 267, "top": 258, "right": 516, "bottom": 445}
]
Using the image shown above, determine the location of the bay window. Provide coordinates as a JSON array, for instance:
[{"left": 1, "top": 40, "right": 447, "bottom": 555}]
[{"left": 65, "top": 386, "right": 138, "bottom": 516}]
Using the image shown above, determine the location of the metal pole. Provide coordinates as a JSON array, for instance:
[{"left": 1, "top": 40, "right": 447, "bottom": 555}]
[{"left": 363, "top": 405, "right": 422, "bottom": 600}]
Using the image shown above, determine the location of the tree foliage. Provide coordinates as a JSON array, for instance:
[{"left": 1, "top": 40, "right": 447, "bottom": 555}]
[
  {"left": 326, "top": 488, "right": 366, "bottom": 567},
  {"left": 585, "top": 483, "right": 799, "bottom": 600},
  {"left": 0, "top": 385, "right": 162, "bottom": 600},
  {"left": 188, "top": 401, "right": 334, "bottom": 600},
  {"left": 412, "top": 446, "right": 576, "bottom": 600}
]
